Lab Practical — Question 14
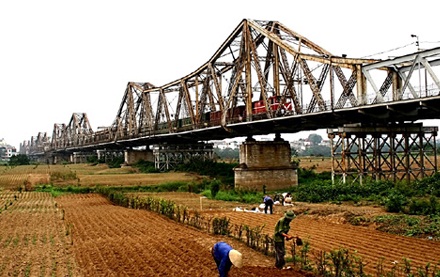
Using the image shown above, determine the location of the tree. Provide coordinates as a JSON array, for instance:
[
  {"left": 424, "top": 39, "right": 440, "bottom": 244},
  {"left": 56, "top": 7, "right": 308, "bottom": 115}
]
[
  {"left": 302, "top": 145, "right": 331, "bottom": 157},
  {"left": 307, "top": 134, "right": 323, "bottom": 145},
  {"left": 291, "top": 148, "right": 298, "bottom": 157},
  {"left": 8, "top": 154, "right": 30, "bottom": 166},
  {"left": 214, "top": 148, "right": 239, "bottom": 160}
]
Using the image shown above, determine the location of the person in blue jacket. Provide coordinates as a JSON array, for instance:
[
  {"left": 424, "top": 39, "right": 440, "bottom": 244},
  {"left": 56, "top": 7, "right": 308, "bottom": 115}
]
[
  {"left": 211, "top": 241, "right": 243, "bottom": 277},
  {"left": 263, "top": 195, "right": 274, "bottom": 214}
]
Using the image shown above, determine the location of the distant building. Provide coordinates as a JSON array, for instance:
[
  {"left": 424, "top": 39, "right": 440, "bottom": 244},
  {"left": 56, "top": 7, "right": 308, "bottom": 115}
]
[
  {"left": 0, "top": 138, "right": 17, "bottom": 162},
  {"left": 211, "top": 136, "right": 329, "bottom": 152},
  {"left": 211, "top": 140, "right": 240, "bottom": 150},
  {"left": 289, "top": 139, "right": 310, "bottom": 152}
]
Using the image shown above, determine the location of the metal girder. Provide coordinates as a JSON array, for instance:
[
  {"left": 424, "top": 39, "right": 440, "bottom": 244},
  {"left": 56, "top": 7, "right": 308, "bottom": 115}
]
[
  {"left": 51, "top": 123, "right": 67, "bottom": 149},
  {"left": 103, "top": 19, "right": 382, "bottom": 141},
  {"left": 23, "top": 19, "right": 440, "bottom": 159},
  {"left": 334, "top": 66, "right": 358, "bottom": 108},
  {"left": 65, "top": 113, "right": 94, "bottom": 147},
  {"left": 329, "top": 124, "right": 438, "bottom": 184},
  {"left": 153, "top": 143, "right": 214, "bottom": 171},
  {"left": 363, "top": 47, "right": 440, "bottom": 102},
  {"left": 30, "top": 132, "right": 50, "bottom": 153}
]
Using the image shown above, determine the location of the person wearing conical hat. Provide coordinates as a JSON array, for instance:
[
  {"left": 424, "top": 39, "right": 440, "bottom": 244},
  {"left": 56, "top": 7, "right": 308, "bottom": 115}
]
[
  {"left": 211, "top": 241, "right": 243, "bottom": 277},
  {"left": 273, "top": 210, "right": 296, "bottom": 269}
]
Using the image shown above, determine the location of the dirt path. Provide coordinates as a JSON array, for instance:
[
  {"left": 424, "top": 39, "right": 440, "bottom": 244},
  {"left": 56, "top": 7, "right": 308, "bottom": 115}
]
[{"left": 57, "top": 194, "right": 309, "bottom": 277}]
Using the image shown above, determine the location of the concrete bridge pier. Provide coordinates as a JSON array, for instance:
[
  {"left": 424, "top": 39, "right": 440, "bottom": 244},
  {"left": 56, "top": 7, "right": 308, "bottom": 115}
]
[
  {"left": 233, "top": 134, "right": 298, "bottom": 191},
  {"left": 124, "top": 148, "right": 154, "bottom": 165},
  {"left": 52, "top": 153, "right": 70, "bottom": 164},
  {"left": 70, "top": 152, "right": 95, "bottom": 164},
  {"left": 29, "top": 154, "right": 53, "bottom": 165}
]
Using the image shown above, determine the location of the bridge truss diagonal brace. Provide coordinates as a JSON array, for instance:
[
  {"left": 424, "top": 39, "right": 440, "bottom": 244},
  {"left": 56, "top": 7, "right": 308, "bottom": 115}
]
[
  {"left": 363, "top": 47, "right": 440, "bottom": 102},
  {"left": 328, "top": 124, "right": 438, "bottom": 184}
]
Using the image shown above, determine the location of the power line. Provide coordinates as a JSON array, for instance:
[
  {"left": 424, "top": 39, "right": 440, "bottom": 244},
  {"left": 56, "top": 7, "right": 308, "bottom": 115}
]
[
  {"left": 363, "top": 41, "right": 440, "bottom": 59},
  {"left": 361, "top": 42, "right": 416, "bottom": 58}
]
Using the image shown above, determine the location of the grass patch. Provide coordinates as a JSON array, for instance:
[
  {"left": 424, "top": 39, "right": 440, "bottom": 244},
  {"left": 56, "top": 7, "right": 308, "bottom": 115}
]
[
  {"left": 35, "top": 185, "right": 94, "bottom": 197},
  {"left": 373, "top": 214, "right": 440, "bottom": 238}
]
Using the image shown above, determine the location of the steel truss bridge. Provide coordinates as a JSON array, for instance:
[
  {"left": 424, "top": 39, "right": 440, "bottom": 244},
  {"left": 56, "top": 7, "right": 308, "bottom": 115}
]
[{"left": 20, "top": 19, "right": 440, "bottom": 179}]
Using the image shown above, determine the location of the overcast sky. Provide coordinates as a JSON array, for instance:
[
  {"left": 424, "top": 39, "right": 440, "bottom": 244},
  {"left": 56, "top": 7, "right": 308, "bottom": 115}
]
[{"left": 1, "top": 0, "right": 439, "bottom": 148}]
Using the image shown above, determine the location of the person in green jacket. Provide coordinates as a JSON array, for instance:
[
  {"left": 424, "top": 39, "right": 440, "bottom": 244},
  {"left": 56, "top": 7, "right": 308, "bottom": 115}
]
[{"left": 273, "top": 210, "right": 296, "bottom": 269}]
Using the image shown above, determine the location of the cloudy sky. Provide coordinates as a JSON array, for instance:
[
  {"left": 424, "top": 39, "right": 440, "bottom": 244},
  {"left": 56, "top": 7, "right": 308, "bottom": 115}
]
[{"left": 1, "top": 0, "right": 439, "bottom": 148}]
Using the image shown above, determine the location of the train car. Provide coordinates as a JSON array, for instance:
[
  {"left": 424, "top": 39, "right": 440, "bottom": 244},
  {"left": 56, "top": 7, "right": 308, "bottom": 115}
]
[
  {"left": 207, "top": 97, "right": 292, "bottom": 126},
  {"left": 208, "top": 105, "right": 246, "bottom": 126},
  {"left": 252, "top": 96, "right": 293, "bottom": 118}
]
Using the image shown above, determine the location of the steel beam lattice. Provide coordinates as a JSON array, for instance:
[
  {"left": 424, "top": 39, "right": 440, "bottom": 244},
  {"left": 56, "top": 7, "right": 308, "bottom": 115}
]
[
  {"left": 328, "top": 124, "right": 438, "bottom": 184},
  {"left": 20, "top": 19, "right": 440, "bottom": 165}
]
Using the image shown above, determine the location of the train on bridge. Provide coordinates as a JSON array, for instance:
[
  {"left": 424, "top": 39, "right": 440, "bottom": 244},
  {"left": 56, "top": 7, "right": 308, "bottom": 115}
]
[
  {"left": 184, "top": 96, "right": 293, "bottom": 128},
  {"left": 18, "top": 19, "right": 440, "bottom": 186},
  {"left": 20, "top": 19, "right": 440, "bottom": 159}
]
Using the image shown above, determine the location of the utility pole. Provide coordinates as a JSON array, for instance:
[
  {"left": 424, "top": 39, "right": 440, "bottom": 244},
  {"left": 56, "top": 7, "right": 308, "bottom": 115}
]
[
  {"left": 411, "top": 34, "right": 420, "bottom": 51},
  {"left": 411, "top": 34, "right": 422, "bottom": 96}
]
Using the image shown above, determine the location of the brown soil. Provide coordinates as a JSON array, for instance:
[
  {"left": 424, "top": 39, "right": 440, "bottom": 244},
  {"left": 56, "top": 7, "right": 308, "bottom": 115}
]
[
  {"left": 0, "top": 191, "right": 79, "bottom": 276},
  {"left": 207, "top": 209, "right": 440, "bottom": 275},
  {"left": 128, "top": 192, "right": 440, "bottom": 275},
  {"left": 297, "top": 157, "right": 332, "bottom": 173},
  {"left": 1, "top": 190, "right": 439, "bottom": 276},
  {"left": 57, "top": 193, "right": 309, "bottom": 277}
]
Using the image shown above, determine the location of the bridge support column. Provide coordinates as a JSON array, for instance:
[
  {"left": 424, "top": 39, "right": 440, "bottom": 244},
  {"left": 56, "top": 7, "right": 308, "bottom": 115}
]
[
  {"left": 234, "top": 136, "right": 297, "bottom": 191},
  {"left": 328, "top": 123, "right": 438, "bottom": 184},
  {"left": 29, "top": 154, "right": 52, "bottom": 165},
  {"left": 124, "top": 148, "right": 154, "bottom": 165},
  {"left": 96, "top": 150, "right": 124, "bottom": 163},
  {"left": 153, "top": 142, "right": 214, "bottom": 171},
  {"left": 52, "top": 153, "right": 71, "bottom": 164},
  {"left": 70, "top": 152, "right": 95, "bottom": 164}
]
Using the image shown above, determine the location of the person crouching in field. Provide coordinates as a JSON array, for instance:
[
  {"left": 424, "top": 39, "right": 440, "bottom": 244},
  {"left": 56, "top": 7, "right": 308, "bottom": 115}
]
[
  {"left": 273, "top": 210, "right": 296, "bottom": 269},
  {"left": 211, "top": 241, "right": 243, "bottom": 277},
  {"left": 263, "top": 195, "right": 274, "bottom": 214}
]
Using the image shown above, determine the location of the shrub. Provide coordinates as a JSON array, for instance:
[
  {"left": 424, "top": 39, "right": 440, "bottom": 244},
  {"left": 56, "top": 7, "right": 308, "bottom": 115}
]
[
  {"left": 409, "top": 196, "right": 439, "bottom": 215},
  {"left": 210, "top": 179, "right": 221, "bottom": 198},
  {"left": 384, "top": 189, "right": 407, "bottom": 213},
  {"left": 106, "top": 156, "right": 124, "bottom": 168},
  {"left": 413, "top": 173, "right": 440, "bottom": 197},
  {"left": 86, "top": 155, "right": 99, "bottom": 164},
  {"left": 8, "top": 154, "right": 30, "bottom": 166},
  {"left": 408, "top": 198, "right": 432, "bottom": 215},
  {"left": 133, "top": 160, "right": 159, "bottom": 173},
  {"left": 175, "top": 157, "right": 237, "bottom": 185}
]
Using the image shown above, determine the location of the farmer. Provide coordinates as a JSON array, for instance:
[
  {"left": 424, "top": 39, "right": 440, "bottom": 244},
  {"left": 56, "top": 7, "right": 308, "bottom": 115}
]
[
  {"left": 273, "top": 193, "right": 284, "bottom": 206},
  {"left": 263, "top": 195, "right": 274, "bottom": 214},
  {"left": 211, "top": 241, "right": 243, "bottom": 277},
  {"left": 273, "top": 210, "right": 296, "bottom": 269}
]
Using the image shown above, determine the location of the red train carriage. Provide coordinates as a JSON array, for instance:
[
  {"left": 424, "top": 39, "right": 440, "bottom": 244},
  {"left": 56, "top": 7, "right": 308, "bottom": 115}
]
[
  {"left": 252, "top": 96, "right": 293, "bottom": 118},
  {"left": 206, "top": 96, "right": 293, "bottom": 126},
  {"left": 208, "top": 106, "right": 246, "bottom": 126}
]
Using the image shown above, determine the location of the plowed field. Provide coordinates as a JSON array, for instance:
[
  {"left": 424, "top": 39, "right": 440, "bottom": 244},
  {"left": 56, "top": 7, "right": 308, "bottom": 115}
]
[
  {"left": 0, "top": 191, "right": 79, "bottom": 276},
  {"left": 132, "top": 192, "right": 440, "bottom": 275},
  {"left": 57, "top": 193, "right": 308, "bottom": 277},
  {"left": 1, "top": 191, "right": 439, "bottom": 276}
]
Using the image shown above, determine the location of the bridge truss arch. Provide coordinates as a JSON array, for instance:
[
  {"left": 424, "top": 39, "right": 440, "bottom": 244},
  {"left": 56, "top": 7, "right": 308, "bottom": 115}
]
[{"left": 21, "top": 19, "right": 440, "bottom": 175}]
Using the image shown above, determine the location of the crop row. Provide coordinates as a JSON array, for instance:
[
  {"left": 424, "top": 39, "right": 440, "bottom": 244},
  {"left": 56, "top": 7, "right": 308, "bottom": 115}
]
[{"left": 0, "top": 191, "right": 77, "bottom": 276}]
